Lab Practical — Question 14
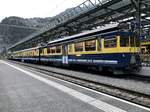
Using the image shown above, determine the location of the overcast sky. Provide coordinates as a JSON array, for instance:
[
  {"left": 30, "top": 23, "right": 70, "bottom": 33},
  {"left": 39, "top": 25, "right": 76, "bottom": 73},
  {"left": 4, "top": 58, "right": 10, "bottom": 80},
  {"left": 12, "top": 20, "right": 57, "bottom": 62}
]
[{"left": 0, "top": 0, "right": 85, "bottom": 22}]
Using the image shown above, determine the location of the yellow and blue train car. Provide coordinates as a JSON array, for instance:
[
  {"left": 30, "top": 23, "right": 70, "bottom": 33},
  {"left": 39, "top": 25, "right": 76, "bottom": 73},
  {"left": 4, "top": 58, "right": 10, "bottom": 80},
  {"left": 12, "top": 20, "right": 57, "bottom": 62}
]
[
  {"left": 11, "top": 47, "right": 39, "bottom": 63},
  {"left": 10, "top": 25, "right": 141, "bottom": 74},
  {"left": 140, "top": 39, "right": 150, "bottom": 62}
]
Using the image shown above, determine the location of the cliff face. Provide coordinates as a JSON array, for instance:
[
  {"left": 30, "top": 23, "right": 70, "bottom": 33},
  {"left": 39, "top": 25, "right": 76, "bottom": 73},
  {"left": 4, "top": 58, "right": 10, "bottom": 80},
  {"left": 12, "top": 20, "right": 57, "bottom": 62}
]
[
  {"left": 0, "top": 25, "right": 35, "bottom": 46},
  {"left": 1, "top": 16, "right": 52, "bottom": 28},
  {"left": 0, "top": 7, "right": 86, "bottom": 52},
  {"left": 0, "top": 16, "right": 52, "bottom": 52}
]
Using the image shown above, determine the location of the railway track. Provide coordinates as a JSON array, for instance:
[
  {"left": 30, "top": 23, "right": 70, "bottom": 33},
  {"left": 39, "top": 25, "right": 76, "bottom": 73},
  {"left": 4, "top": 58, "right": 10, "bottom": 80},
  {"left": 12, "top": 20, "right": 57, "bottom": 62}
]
[
  {"left": 126, "top": 74, "right": 150, "bottom": 83},
  {"left": 68, "top": 66, "right": 150, "bottom": 83},
  {"left": 7, "top": 60, "right": 150, "bottom": 108}
]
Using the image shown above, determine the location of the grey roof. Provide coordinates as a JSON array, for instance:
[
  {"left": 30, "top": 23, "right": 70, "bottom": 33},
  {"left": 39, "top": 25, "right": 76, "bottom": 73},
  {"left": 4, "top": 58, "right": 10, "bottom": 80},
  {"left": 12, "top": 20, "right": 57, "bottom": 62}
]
[{"left": 48, "top": 23, "right": 119, "bottom": 44}]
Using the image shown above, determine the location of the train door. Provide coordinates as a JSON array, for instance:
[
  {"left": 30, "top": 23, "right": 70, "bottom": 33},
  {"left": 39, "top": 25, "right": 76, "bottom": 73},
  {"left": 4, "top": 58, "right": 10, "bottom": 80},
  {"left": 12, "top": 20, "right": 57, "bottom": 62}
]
[{"left": 62, "top": 45, "right": 68, "bottom": 64}]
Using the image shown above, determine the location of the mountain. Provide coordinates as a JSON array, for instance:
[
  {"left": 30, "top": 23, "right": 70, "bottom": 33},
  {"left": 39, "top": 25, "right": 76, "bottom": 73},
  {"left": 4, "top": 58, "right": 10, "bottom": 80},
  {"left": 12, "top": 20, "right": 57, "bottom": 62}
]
[
  {"left": 0, "top": 16, "right": 52, "bottom": 52},
  {"left": 1, "top": 16, "right": 52, "bottom": 28}
]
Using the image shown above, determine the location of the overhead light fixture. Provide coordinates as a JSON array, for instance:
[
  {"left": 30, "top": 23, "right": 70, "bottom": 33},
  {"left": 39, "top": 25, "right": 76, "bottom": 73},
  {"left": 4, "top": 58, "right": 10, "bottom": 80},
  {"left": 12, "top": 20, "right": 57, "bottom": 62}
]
[
  {"left": 141, "top": 13, "right": 146, "bottom": 16},
  {"left": 146, "top": 17, "right": 150, "bottom": 20}
]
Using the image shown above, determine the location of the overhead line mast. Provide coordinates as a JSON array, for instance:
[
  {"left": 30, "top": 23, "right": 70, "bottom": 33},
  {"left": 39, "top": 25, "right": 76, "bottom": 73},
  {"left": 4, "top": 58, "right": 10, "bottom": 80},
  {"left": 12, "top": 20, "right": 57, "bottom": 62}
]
[{"left": 131, "top": 0, "right": 141, "bottom": 45}]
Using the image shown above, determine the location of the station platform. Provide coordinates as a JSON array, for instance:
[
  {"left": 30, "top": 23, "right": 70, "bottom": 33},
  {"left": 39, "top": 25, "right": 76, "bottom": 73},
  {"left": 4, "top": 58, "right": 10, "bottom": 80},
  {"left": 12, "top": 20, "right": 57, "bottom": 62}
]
[
  {"left": 138, "top": 67, "right": 150, "bottom": 76},
  {"left": 0, "top": 60, "right": 149, "bottom": 112}
]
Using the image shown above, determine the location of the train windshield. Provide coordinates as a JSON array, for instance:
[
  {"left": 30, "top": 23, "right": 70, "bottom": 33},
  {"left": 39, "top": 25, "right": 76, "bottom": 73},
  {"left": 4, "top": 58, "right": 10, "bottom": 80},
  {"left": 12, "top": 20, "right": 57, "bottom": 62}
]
[
  {"left": 120, "top": 36, "right": 129, "bottom": 47},
  {"left": 120, "top": 34, "right": 140, "bottom": 47}
]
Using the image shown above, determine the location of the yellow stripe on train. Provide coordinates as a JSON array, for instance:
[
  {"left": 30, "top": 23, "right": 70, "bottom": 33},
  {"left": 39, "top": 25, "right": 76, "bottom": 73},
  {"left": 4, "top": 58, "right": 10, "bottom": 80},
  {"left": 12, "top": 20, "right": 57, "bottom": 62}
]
[{"left": 68, "top": 47, "right": 140, "bottom": 55}]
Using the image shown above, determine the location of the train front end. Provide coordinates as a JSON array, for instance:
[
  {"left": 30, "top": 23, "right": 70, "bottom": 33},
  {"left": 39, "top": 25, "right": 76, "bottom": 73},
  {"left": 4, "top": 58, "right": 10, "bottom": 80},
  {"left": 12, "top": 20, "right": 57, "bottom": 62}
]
[{"left": 114, "top": 32, "right": 142, "bottom": 73}]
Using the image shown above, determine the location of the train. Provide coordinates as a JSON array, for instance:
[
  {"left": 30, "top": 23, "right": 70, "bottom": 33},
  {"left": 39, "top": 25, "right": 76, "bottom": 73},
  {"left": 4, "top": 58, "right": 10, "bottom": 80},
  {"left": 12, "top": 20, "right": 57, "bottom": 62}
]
[
  {"left": 140, "top": 39, "right": 150, "bottom": 62},
  {"left": 8, "top": 24, "right": 142, "bottom": 74}
]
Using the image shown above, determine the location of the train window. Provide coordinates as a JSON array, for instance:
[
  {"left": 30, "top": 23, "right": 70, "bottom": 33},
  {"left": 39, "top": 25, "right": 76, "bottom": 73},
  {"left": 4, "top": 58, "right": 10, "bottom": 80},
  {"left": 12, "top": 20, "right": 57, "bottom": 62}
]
[
  {"left": 104, "top": 37, "right": 117, "bottom": 48},
  {"left": 51, "top": 47, "right": 56, "bottom": 54},
  {"left": 85, "top": 39, "right": 96, "bottom": 51},
  {"left": 75, "top": 42, "right": 83, "bottom": 52},
  {"left": 35, "top": 50, "right": 39, "bottom": 55},
  {"left": 120, "top": 36, "right": 129, "bottom": 47},
  {"left": 69, "top": 44, "right": 73, "bottom": 53},
  {"left": 47, "top": 48, "right": 51, "bottom": 54},
  {"left": 56, "top": 46, "right": 61, "bottom": 53},
  {"left": 40, "top": 49, "right": 44, "bottom": 55}
]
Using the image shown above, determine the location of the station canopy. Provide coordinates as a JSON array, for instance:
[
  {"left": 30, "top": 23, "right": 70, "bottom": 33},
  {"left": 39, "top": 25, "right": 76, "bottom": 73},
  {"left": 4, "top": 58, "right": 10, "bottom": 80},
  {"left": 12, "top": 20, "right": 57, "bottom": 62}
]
[{"left": 8, "top": 0, "right": 150, "bottom": 51}]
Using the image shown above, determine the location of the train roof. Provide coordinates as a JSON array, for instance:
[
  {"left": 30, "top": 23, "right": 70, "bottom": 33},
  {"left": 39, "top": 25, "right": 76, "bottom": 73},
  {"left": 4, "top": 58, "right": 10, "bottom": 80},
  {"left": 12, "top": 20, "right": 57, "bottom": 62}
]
[
  {"left": 47, "top": 23, "right": 132, "bottom": 45},
  {"left": 48, "top": 24, "right": 119, "bottom": 45},
  {"left": 13, "top": 46, "right": 39, "bottom": 53}
]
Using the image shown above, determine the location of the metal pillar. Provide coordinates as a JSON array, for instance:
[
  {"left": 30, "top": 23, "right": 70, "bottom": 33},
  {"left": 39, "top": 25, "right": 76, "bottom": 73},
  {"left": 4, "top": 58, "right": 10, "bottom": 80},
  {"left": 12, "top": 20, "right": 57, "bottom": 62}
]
[
  {"left": 136, "top": 0, "right": 141, "bottom": 38},
  {"left": 131, "top": 0, "right": 141, "bottom": 45}
]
